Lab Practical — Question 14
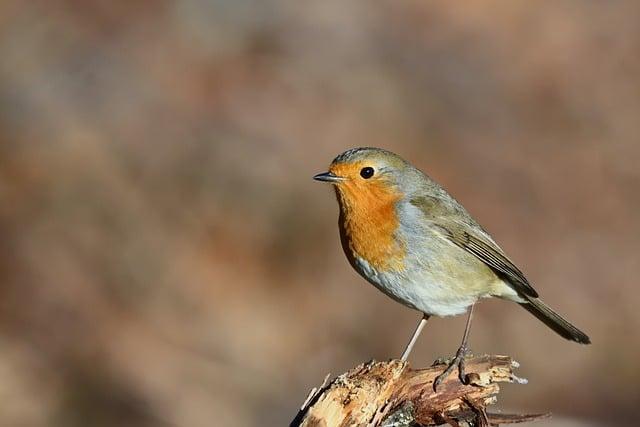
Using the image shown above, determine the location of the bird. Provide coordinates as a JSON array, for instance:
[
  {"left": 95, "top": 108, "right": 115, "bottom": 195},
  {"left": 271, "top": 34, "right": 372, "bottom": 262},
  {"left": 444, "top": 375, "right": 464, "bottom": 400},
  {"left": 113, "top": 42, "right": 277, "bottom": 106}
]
[{"left": 313, "top": 147, "right": 590, "bottom": 389}]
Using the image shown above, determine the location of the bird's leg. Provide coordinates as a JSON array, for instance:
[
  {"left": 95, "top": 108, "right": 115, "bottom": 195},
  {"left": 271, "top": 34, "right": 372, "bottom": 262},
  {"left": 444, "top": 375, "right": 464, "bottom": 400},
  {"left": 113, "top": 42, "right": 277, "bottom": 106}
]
[
  {"left": 400, "top": 314, "right": 430, "bottom": 361},
  {"left": 433, "top": 303, "right": 475, "bottom": 391}
]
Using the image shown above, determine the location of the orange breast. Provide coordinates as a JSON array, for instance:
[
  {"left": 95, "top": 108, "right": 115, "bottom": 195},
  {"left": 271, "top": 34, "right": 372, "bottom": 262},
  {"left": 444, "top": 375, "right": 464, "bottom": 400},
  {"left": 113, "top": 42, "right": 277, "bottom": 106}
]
[{"left": 332, "top": 171, "right": 406, "bottom": 272}]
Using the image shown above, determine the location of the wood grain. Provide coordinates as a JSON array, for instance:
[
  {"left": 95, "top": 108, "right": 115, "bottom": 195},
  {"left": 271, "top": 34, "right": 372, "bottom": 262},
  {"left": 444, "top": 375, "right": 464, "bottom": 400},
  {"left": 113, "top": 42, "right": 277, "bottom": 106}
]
[{"left": 291, "top": 355, "right": 550, "bottom": 427}]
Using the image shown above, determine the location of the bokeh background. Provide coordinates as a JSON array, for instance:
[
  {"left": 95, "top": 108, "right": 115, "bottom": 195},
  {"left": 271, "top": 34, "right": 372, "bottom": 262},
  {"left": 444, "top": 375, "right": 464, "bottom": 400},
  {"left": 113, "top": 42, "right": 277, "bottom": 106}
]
[{"left": 1, "top": 1, "right": 639, "bottom": 426}]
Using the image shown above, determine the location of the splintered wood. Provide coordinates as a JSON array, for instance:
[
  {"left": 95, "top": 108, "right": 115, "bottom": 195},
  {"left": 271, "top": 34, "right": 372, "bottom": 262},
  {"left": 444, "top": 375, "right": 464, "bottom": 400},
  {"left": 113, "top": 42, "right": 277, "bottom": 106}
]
[{"left": 291, "top": 355, "right": 550, "bottom": 427}]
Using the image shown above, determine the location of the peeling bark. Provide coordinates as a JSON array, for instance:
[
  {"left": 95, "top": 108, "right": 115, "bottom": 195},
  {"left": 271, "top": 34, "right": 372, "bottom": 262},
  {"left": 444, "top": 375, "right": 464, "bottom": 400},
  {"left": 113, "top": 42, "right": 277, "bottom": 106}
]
[{"left": 291, "top": 355, "right": 550, "bottom": 427}]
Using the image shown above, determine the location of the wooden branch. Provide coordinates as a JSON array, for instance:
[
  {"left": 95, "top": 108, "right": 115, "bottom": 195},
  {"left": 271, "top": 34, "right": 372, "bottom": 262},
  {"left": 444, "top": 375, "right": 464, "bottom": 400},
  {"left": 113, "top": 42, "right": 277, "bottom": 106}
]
[{"left": 291, "top": 355, "right": 550, "bottom": 427}]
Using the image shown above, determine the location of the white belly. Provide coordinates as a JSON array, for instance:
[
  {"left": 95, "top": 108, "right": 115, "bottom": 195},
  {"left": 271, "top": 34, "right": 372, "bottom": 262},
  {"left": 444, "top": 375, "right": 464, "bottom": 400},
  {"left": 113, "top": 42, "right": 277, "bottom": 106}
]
[{"left": 353, "top": 255, "right": 488, "bottom": 317}]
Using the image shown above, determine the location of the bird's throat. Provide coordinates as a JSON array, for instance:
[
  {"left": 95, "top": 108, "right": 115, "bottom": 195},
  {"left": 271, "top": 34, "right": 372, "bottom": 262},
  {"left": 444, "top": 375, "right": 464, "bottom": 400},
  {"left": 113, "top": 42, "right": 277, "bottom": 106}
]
[{"left": 335, "top": 183, "right": 406, "bottom": 272}]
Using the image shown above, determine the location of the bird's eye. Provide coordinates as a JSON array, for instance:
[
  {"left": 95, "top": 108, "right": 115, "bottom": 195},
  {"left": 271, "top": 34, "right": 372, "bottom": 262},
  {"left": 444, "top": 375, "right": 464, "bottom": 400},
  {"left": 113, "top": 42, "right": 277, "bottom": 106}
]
[{"left": 360, "top": 167, "right": 374, "bottom": 179}]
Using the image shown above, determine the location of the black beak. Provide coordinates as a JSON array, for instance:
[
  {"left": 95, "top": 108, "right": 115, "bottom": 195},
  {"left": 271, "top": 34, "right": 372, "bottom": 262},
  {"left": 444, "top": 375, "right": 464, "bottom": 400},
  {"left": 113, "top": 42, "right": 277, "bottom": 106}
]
[{"left": 313, "top": 171, "right": 344, "bottom": 183}]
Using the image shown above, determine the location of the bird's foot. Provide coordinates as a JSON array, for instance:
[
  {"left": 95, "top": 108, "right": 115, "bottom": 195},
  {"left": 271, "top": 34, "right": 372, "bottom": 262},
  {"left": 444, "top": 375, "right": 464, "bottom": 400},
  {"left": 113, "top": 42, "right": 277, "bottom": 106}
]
[{"left": 433, "top": 345, "right": 471, "bottom": 391}]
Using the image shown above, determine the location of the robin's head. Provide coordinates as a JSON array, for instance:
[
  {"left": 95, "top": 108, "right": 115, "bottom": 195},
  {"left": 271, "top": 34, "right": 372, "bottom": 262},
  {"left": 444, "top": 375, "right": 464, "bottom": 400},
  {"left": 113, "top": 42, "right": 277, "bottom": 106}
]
[
  {"left": 313, "top": 147, "right": 411, "bottom": 206},
  {"left": 313, "top": 147, "right": 415, "bottom": 224}
]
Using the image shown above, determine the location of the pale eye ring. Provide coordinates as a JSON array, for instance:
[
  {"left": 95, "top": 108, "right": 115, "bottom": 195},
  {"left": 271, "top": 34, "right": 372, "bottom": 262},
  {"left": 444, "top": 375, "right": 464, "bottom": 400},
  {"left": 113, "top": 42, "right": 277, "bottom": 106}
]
[{"left": 360, "top": 167, "right": 374, "bottom": 179}]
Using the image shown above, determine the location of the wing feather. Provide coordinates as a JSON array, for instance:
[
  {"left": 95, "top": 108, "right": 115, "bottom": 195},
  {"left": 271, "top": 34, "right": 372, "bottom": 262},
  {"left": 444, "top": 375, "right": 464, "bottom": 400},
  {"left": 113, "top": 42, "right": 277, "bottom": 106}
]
[{"left": 411, "top": 195, "right": 538, "bottom": 298}]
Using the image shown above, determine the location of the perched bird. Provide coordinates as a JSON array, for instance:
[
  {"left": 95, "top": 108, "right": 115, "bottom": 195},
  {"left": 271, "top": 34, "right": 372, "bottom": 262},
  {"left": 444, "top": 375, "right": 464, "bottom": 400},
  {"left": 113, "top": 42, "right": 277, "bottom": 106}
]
[{"left": 314, "top": 147, "right": 590, "bottom": 389}]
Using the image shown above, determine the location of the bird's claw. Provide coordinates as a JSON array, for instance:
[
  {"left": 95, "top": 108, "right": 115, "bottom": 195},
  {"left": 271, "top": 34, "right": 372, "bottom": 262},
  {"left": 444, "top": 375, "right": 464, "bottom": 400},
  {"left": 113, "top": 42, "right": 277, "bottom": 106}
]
[{"left": 433, "top": 345, "right": 471, "bottom": 391}]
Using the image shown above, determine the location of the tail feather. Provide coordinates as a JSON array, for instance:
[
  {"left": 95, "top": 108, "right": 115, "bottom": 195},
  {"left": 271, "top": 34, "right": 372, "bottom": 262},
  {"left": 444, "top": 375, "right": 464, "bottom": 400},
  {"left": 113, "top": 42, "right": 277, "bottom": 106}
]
[{"left": 519, "top": 297, "right": 591, "bottom": 344}]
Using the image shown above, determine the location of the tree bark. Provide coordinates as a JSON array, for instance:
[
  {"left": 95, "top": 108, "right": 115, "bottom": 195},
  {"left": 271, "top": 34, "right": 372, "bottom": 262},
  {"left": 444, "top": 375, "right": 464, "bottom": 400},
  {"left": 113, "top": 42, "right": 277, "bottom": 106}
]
[{"left": 291, "top": 355, "right": 550, "bottom": 427}]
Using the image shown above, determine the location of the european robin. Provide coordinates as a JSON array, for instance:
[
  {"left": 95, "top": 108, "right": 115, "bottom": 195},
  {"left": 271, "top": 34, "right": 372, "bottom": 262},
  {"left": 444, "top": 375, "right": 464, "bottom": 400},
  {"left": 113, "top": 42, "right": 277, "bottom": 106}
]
[{"left": 314, "top": 147, "right": 590, "bottom": 389}]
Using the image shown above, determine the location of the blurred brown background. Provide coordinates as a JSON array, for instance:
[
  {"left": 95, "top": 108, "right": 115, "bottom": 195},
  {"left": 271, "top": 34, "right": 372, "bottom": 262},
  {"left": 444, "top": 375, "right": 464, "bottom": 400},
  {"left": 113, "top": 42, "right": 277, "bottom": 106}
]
[{"left": 0, "top": 1, "right": 639, "bottom": 426}]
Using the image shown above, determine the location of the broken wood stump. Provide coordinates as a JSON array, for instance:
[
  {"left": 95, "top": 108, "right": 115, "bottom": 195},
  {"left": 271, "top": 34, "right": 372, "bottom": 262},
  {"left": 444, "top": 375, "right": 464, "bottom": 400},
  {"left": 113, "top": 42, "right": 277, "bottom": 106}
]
[{"left": 291, "top": 355, "right": 550, "bottom": 427}]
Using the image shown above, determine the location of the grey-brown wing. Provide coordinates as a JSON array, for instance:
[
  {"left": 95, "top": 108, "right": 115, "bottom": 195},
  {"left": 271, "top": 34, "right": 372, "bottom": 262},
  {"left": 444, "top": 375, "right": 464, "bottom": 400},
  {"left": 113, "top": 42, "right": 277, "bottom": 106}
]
[
  {"left": 411, "top": 195, "right": 538, "bottom": 298},
  {"left": 442, "top": 226, "right": 538, "bottom": 298}
]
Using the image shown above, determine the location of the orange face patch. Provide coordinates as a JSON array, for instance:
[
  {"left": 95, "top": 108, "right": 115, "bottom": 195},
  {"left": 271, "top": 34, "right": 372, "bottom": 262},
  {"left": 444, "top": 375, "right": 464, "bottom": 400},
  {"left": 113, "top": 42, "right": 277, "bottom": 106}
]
[{"left": 329, "top": 162, "right": 406, "bottom": 272}]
